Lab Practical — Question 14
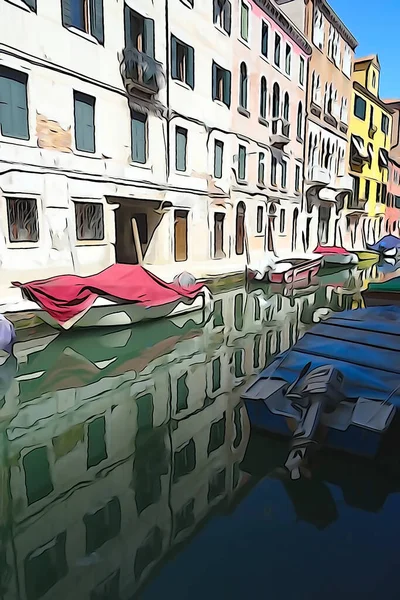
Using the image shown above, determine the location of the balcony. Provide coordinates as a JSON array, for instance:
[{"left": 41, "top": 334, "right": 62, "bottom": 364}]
[
  {"left": 378, "top": 148, "right": 389, "bottom": 170},
  {"left": 350, "top": 134, "right": 369, "bottom": 168},
  {"left": 306, "top": 166, "right": 331, "bottom": 186},
  {"left": 270, "top": 118, "right": 290, "bottom": 149},
  {"left": 120, "top": 46, "right": 165, "bottom": 101}
]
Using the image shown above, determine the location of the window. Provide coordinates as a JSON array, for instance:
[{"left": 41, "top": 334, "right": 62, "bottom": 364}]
[
  {"left": 213, "top": 213, "right": 225, "bottom": 258},
  {"left": 340, "top": 97, "right": 348, "bottom": 124},
  {"left": 175, "top": 126, "right": 188, "bottom": 171},
  {"left": 281, "top": 160, "right": 287, "bottom": 188},
  {"left": 176, "top": 373, "right": 189, "bottom": 412},
  {"left": 84, "top": 498, "right": 121, "bottom": 554},
  {"left": 283, "top": 92, "right": 290, "bottom": 122},
  {"left": 256, "top": 206, "right": 263, "bottom": 233},
  {"left": 0, "top": 66, "right": 29, "bottom": 140},
  {"left": 74, "top": 91, "right": 95, "bottom": 153},
  {"left": 365, "top": 179, "right": 370, "bottom": 200},
  {"left": 171, "top": 36, "right": 195, "bottom": 89},
  {"left": 343, "top": 44, "right": 352, "bottom": 78},
  {"left": 372, "top": 71, "right": 376, "bottom": 88},
  {"left": 313, "top": 8, "right": 324, "bottom": 49},
  {"left": 75, "top": 202, "right": 104, "bottom": 240},
  {"left": 280, "top": 208, "right": 285, "bottom": 233},
  {"left": 272, "top": 82, "right": 280, "bottom": 122},
  {"left": 213, "top": 0, "right": 232, "bottom": 35},
  {"left": 136, "top": 393, "right": 154, "bottom": 429},
  {"left": 173, "top": 439, "right": 196, "bottom": 482},
  {"left": 274, "top": 33, "right": 281, "bottom": 67},
  {"left": 238, "top": 145, "right": 246, "bottom": 181},
  {"left": 382, "top": 113, "right": 389, "bottom": 134},
  {"left": 259, "top": 77, "right": 267, "bottom": 120},
  {"left": 369, "top": 105, "right": 374, "bottom": 131},
  {"left": 61, "top": 0, "right": 104, "bottom": 44},
  {"left": 208, "top": 415, "right": 226, "bottom": 455},
  {"left": 240, "top": 1, "right": 249, "bottom": 42},
  {"left": 239, "top": 62, "right": 248, "bottom": 110},
  {"left": 258, "top": 152, "right": 265, "bottom": 185},
  {"left": 23, "top": 447, "right": 53, "bottom": 505},
  {"left": 87, "top": 416, "right": 107, "bottom": 468},
  {"left": 271, "top": 155, "right": 277, "bottom": 186},
  {"left": 261, "top": 21, "right": 269, "bottom": 58},
  {"left": 180, "top": 0, "right": 194, "bottom": 6},
  {"left": 295, "top": 164, "right": 301, "bottom": 192},
  {"left": 312, "top": 71, "right": 321, "bottom": 105},
  {"left": 296, "top": 102, "right": 303, "bottom": 139},
  {"left": 214, "top": 140, "right": 224, "bottom": 178},
  {"left": 24, "top": 533, "right": 68, "bottom": 600},
  {"left": 131, "top": 111, "right": 147, "bottom": 163},
  {"left": 6, "top": 198, "right": 39, "bottom": 243},
  {"left": 212, "top": 61, "right": 231, "bottom": 107},
  {"left": 19, "top": 0, "right": 37, "bottom": 10},
  {"left": 212, "top": 356, "right": 222, "bottom": 390},
  {"left": 124, "top": 6, "right": 154, "bottom": 58},
  {"left": 285, "top": 44, "right": 292, "bottom": 75},
  {"left": 354, "top": 95, "right": 366, "bottom": 120},
  {"left": 299, "top": 56, "right": 305, "bottom": 85}
]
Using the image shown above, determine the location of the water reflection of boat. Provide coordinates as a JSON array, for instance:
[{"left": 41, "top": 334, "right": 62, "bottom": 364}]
[
  {"left": 315, "top": 246, "right": 358, "bottom": 267},
  {"left": 242, "top": 306, "right": 400, "bottom": 470},
  {"left": 240, "top": 431, "right": 400, "bottom": 529},
  {"left": 9, "top": 265, "right": 212, "bottom": 330},
  {"left": 367, "top": 235, "right": 400, "bottom": 259}
]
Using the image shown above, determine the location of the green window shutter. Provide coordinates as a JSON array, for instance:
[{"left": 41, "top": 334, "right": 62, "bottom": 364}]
[
  {"left": 212, "top": 62, "right": 218, "bottom": 100},
  {"left": 223, "top": 69, "right": 231, "bottom": 107},
  {"left": 144, "top": 18, "right": 155, "bottom": 58},
  {"left": 212, "top": 357, "right": 221, "bottom": 392},
  {"left": 131, "top": 111, "right": 147, "bottom": 164},
  {"left": 90, "top": 0, "right": 104, "bottom": 44},
  {"left": 87, "top": 416, "right": 107, "bottom": 468},
  {"left": 124, "top": 4, "right": 132, "bottom": 47},
  {"left": 23, "top": 0, "right": 36, "bottom": 10},
  {"left": 187, "top": 45, "right": 195, "bottom": 89},
  {"left": 176, "top": 127, "right": 187, "bottom": 171},
  {"left": 224, "top": 1, "right": 232, "bottom": 35},
  {"left": 0, "top": 68, "right": 29, "bottom": 140},
  {"left": 136, "top": 393, "right": 154, "bottom": 429},
  {"left": 171, "top": 36, "right": 178, "bottom": 79},
  {"left": 214, "top": 140, "right": 223, "bottom": 178},
  {"left": 61, "top": 0, "right": 73, "bottom": 27},
  {"left": 74, "top": 92, "right": 95, "bottom": 153},
  {"left": 176, "top": 373, "right": 189, "bottom": 412},
  {"left": 23, "top": 447, "right": 54, "bottom": 505}
]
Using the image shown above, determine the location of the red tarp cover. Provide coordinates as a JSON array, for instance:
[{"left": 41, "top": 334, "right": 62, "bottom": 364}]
[
  {"left": 12, "top": 265, "right": 205, "bottom": 326},
  {"left": 314, "top": 246, "right": 349, "bottom": 255}
]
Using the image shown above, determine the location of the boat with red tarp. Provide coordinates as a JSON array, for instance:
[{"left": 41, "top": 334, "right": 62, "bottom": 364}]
[
  {"left": 315, "top": 245, "right": 358, "bottom": 267},
  {"left": 7, "top": 264, "right": 212, "bottom": 331}
]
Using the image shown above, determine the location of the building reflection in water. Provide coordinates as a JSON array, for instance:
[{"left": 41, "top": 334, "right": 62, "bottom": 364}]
[{"left": 0, "top": 267, "right": 399, "bottom": 600}]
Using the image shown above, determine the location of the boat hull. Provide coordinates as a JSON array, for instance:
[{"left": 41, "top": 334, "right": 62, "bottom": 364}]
[
  {"left": 363, "top": 290, "right": 400, "bottom": 308},
  {"left": 355, "top": 250, "right": 380, "bottom": 262},
  {"left": 322, "top": 253, "right": 358, "bottom": 266},
  {"left": 268, "top": 258, "right": 322, "bottom": 285},
  {"left": 5, "top": 290, "right": 212, "bottom": 330},
  {"left": 245, "top": 397, "right": 394, "bottom": 459}
]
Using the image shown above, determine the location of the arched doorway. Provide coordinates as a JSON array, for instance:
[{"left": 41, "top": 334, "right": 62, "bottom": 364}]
[
  {"left": 235, "top": 202, "right": 246, "bottom": 255},
  {"left": 267, "top": 203, "right": 277, "bottom": 253},
  {"left": 292, "top": 208, "right": 299, "bottom": 252}
]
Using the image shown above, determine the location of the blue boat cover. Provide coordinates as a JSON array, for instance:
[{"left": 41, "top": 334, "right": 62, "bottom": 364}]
[
  {"left": 259, "top": 306, "right": 400, "bottom": 406},
  {"left": 368, "top": 235, "right": 400, "bottom": 252}
]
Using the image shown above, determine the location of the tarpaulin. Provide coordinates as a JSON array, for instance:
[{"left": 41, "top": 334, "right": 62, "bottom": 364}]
[
  {"left": 12, "top": 264, "right": 205, "bottom": 326},
  {"left": 368, "top": 235, "right": 400, "bottom": 252},
  {"left": 314, "top": 246, "right": 349, "bottom": 255}
]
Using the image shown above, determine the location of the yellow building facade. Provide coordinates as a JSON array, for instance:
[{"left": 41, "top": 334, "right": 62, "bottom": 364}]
[{"left": 347, "top": 55, "right": 393, "bottom": 246}]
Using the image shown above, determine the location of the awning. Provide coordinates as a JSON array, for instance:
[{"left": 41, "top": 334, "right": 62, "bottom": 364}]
[
  {"left": 318, "top": 187, "right": 337, "bottom": 203},
  {"left": 379, "top": 148, "right": 389, "bottom": 169},
  {"left": 351, "top": 135, "right": 369, "bottom": 160}
]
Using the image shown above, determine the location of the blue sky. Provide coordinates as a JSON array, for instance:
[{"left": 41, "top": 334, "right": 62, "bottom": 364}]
[{"left": 329, "top": 0, "right": 399, "bottom": 99}]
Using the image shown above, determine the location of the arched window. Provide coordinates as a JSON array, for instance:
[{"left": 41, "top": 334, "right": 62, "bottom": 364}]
[
  {"left": 272, "top": 83, "right": 280, "bottom": 119},
  {"left": 235, "top": 202, "right": 246, "bottom": 255},
  {"left": 296, "top": 102, "right": 303, "bottom": 139},
  {"left": 239, "top": 62, "right": 248, "bottom": 109},
  {"left": 283, "top": 92, "right": 289, "bottom": 122},
  {"left": 260, "top": 76, "right": 267, "bottom": 119}
]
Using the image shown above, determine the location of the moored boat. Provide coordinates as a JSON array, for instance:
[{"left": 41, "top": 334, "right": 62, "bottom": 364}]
[
  {"left": 314, "top": 245, "right": 359, "bottom": 266},
  {"left": 241, "top": 306, "right": 400, "bottom": 474},
  {"left": 267, "top": 256, "right": 323, "bottom": 285},
  {"left": 367, "top": 235, "right": 400, "bottom": 259},
  {"left": 6, "top": 264, "right": 212, "bottom": 331},
  {"left": 363, "top": 276, "right": 400, "bottom": 307},
  {"left": 354, "top": 250, "right": 380, "bottom": 262}
]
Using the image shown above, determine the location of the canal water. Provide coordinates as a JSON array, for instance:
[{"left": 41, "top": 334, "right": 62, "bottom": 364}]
[{"left": 1, "top": 261, "right": 400, "bottom": 600}]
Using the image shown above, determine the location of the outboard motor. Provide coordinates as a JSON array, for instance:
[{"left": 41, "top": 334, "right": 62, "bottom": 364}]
[{"left": 284, "top": 364, "right": 345, "bottom": 480}]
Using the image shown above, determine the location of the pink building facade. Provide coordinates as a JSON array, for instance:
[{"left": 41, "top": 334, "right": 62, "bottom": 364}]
[
  {"left": 386, "top": 159, "right": 400, "bottom": 236},
  {"left": 230, "top": 0, "right": 311, "bottom": 258}
]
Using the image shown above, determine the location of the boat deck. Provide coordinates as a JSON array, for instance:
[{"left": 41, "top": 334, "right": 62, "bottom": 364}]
[{"left": 255, "top": 306, "right": 400, "bottom": 406}]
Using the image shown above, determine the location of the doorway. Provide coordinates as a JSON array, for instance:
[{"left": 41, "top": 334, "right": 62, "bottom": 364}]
[
  {"left": 114, "top": 207, "right": 149, "bottom": 264},
  {"left": 174, "top": 210, "right": 188, "bottom": 262},
  {"left": 235, "top": 202, "right": 246, "bottom": 255}
]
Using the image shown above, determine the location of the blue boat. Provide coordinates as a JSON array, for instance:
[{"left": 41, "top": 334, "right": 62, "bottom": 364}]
[
  {"left": 242, "top": 306, "right": 400, "bottom": 474},
  {"left": 367, "top": 235, "right": 400, "bottom": 258}
]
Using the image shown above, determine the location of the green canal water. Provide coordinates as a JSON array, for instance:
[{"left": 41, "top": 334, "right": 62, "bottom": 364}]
[{"left": 1, "top": 261, "right": 400, "bottom": 600}]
